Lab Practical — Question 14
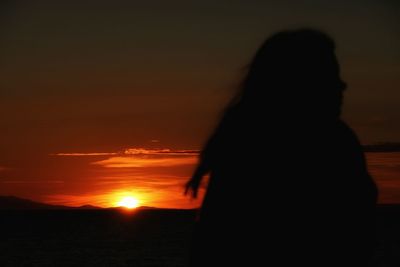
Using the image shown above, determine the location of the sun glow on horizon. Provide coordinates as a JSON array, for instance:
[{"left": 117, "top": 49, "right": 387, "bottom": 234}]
[{"left": 117, "top": 196, "right": 139, "bottom": 209}]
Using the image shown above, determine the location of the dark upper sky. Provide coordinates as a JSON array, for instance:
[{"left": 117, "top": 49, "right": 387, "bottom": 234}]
[{"left": 0, "top": 0, "right": 399, "bottom": 206}]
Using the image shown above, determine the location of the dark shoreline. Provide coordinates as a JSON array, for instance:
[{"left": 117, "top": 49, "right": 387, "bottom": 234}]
[{"left": 0, "top": 206, "right": 398, "bottom": 266}]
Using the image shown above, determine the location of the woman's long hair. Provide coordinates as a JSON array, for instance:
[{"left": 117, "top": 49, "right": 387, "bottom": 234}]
[{"left": 227, "top": 29, "right": 345, "bottom": 119}]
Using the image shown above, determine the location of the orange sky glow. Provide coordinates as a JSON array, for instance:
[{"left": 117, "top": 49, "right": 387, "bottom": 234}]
[
  {"left": 41, "top": 148, "right": 204, "bottom": 209},
  {"left": 0, "top": 148, "right": 398, "bottom": 209}
]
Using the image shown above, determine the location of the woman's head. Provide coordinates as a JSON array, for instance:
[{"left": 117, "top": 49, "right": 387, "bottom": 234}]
[{"left": 239, "top": 29, "right": 346, "bottom": 119}]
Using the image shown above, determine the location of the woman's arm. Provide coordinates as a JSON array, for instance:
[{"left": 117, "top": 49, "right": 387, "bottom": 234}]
[
  {"left": 184, "top": 153, "right": 210, "bottom": 199},
  {"left": 184, "top": 105, "right": 237, "bottom": 198}
]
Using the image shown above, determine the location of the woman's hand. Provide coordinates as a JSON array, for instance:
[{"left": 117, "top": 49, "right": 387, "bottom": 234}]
[{"left": 184, "top": 173, "right": 202, "bottom": 199}]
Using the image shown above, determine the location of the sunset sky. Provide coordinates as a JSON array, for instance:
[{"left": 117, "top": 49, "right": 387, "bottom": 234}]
[{"left": 0, "top": 1, "right": 399, "bottom": 208}]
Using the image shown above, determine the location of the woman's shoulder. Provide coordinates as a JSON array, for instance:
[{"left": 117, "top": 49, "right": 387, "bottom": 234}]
[
  {"left": 330, "top": 120, "right": 365, "bottom": 155},
  {"left": 335, "top": 120, "right": 360, "bottom": 140}
]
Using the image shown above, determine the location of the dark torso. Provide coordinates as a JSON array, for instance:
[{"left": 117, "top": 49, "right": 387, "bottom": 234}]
[{"left": 192, "top": 110, "right": 377, "bottom": 266}]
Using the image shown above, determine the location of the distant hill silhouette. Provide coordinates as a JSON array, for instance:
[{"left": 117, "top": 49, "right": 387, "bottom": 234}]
[
  {"left": 0, "top": 196, "right": 167, "bottom": 210},
  {"left": 0, "top": 196, "right": 101, "bottom": 210},
  {"left": 108, "top": 206, "right": 179, "bottom": 212},
  {"left": 364, "top": 142, "right": 400, "bottom": 152},
  {"left": 77, "top": 204, "right": 102, "bottom": 210}
]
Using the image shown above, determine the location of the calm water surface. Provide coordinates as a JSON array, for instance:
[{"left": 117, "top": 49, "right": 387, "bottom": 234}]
[{"left": 366, "top": 152, "right": 400, "bottom": 204}]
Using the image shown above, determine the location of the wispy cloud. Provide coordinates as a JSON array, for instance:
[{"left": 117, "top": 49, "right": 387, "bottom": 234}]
[
  {"left": 1, "top": 180, "right": 64, "bottom": 184},
  {"left": 51, "top": 148, "right": 198, "bottom": 157},
  {"left": 52, "top": 152, "right": 118, "bottom": 156},
  {"left": 123, "top": 148, "right": 198, "bottom": 156},
  {"left": 93, "top": 156, "right": 196, "bottom": 168},
  {"left": 52, "top": 148, "right": 199, "bottom": 168},
  {"left": 93, "top": 148, "right": 198, "bottom": 168}
]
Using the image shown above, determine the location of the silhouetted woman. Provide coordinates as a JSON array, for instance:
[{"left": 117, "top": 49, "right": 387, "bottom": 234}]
[{"left": 185, "top": 29, "right": 378, "bottom": 266}]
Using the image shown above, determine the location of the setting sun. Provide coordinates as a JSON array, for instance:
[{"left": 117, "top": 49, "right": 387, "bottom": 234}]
[{"left": 117, "top": 196, "right": 139, "bottom": 209}]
